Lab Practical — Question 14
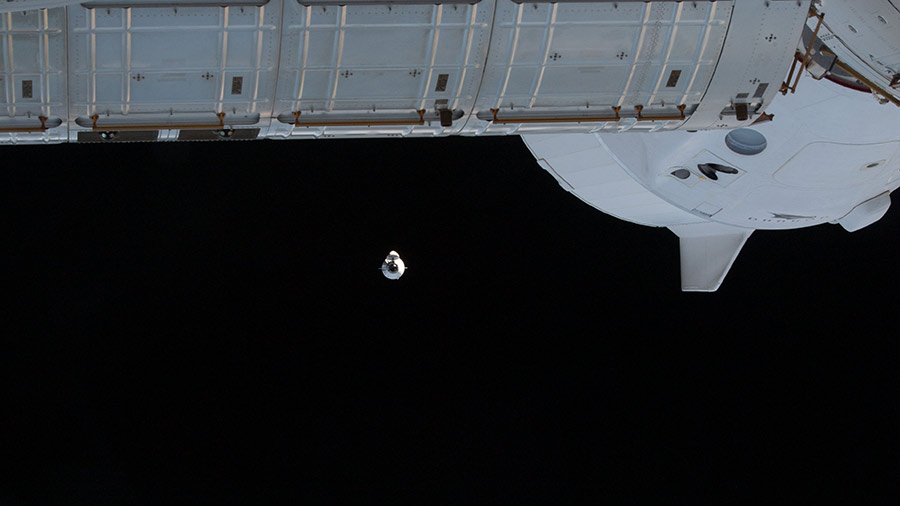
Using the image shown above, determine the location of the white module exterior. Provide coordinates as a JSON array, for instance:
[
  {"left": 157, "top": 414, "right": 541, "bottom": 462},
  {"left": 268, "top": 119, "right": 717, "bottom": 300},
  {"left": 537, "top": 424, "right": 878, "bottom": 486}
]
[
  {"left": 0, "top": 0, "right": 810, "bottom": 143},
  {"left": 811, "top": 0, "right": 900, "bottom": 105},
  {"left": 524, "top": 74, "right": 900, "bottom": 290},
  {"left": 5, "top": 0, "right": 900, "bottom": 292}
]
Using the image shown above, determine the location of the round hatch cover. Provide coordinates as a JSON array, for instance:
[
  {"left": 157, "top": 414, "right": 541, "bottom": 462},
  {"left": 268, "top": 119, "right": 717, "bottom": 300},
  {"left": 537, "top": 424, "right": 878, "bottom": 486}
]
[{"left": 725, "top": 128, "right": 767, "bottom": 155}]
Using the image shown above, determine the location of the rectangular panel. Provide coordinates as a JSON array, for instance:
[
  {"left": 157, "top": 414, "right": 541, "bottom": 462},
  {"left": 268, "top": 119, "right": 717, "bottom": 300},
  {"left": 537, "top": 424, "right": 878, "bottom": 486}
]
[
  {"left": 130, "top": 32, "right": 220, "bottom": 68},
  {"left": 512, "top": 27, "right": 549, "bottom": 65},
  {"left": 91, "top": 8, "right": 125, "bottom": 28},
  {"left": 434, "top": 73, "right": 448, "bottom": 92},
  {"left": 539, "top": 65, "right": 631, "bottom": 95},
  {"left": 94, "top": 73, "right": 123, "bottom": 102},
  {"left": 95, "top": 33, "right": 124, "bottom": 69},
  {"left": 305, "top": 30, "right": 339, "bottom": 67},
  {"left": 344, "top": 4, "right": 433, "bottom": 25},
  {"left": 432, "top": 27, "right": 466, "bottom": 64},
  {"left": 475, "top": 0, "right": 733, "bottom": 129},
  {"left": 334, "top": 69, "right": 422, "bottom": 99},
  {"left": 273, "top": 0, "right": 492, "bottom": 134},
  {"left": 340, "top": 28, "right": 431, "bottom": 66},
  {"left": 9, "top": 9, "right": 42, "bottom": 30},
  {"left": 11, "top": 34, "right": 41, "bottom": 72},
  {"left": 68, "top": 1, "right": 281, "bottom": 122},
  {"left": 554, "top": 27, "right": 641, "bottom": 63},
  {"left": 225, "top": 31, "right": 258, "bottom": 68},
  {"left": 128, "top": 72, "right": 218, "bottom": 101},
  {"left": 666, "top": 69, "right": 681, "bottom": 88},
  {"left": 668, "top": 25, "right": 706, "bottom": 61},
  {"left": 503, "top": 67, "right": 537, "bottom": 96},
  {"left": 129, "top": 8, "right": 222, "bottom": 28}
]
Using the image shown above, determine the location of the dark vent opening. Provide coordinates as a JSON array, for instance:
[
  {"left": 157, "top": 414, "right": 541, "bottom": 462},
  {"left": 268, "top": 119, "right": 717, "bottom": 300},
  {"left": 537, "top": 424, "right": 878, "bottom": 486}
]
[
  {"left": 178, "top": 128, "right": 260, "bottom": 141},
  {"left": 671, "top": 168, "right": 691, "bottom": 180},
  {"left": 698, "top": 163, "right": 739, "bottom": 179},
  {"left": 435, "top": 74, "right": 449, "bottom": 92},
  {"left": 697, "top": 163, "right": 718, "bottom": 180},
  {"left": 666, "top": 70, "right": 681, "bottom": 88},
  {"left": 77, "top": 130, "right": 159, "bottom": 142}
]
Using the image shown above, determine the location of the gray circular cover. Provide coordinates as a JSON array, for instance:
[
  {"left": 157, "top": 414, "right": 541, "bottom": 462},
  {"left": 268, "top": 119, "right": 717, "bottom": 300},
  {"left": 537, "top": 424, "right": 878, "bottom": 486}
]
[{"left": 725, "top": 128, "right": 767, "bottom": 155}]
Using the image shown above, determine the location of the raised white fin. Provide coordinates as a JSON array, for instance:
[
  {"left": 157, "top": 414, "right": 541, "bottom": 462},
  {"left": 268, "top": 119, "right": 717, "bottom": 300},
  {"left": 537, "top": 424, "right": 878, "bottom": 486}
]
[
  {"left": 838, "top": 192, "right": 891, "bottom": 232},
  {"left": 668, "top": 222, "right": 753, "bottom": 292}
]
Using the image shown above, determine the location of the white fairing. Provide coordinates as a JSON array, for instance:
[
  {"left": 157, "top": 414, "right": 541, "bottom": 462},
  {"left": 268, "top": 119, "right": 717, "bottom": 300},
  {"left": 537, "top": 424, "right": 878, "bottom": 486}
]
[
  {"left": 525, "top": 74, "right": 900, "bottom": 291},
  {"left": 838, "top": 192, "right": 892, "bottom": 233},
  {"left": 584, "top": 76, "right": 900, "bottom": 231},
  {"left": 525, "top": 132, "right": 702, "bottom": 227},
  {"left": 669, "top": 222, "right": 752, "bottom": 292}
]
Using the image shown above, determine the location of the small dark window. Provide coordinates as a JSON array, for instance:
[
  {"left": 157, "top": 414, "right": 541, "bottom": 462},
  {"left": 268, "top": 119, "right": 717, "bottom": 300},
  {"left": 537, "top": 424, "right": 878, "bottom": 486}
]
[
  {"left": 435, "top": 74, "right": 448, "bottom": 92},
  {"left": 753, "top": 83, "right": 769, "bottom": 98},
  {"left": 671, "top": 168, "right": 691, "bottom": 180},
  {"left": 666, "top": 70, "right": 681, "bottom": 88}
]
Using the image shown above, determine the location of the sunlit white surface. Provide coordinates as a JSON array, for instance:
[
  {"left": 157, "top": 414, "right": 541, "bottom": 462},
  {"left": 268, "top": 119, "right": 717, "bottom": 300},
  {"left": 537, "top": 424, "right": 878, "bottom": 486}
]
[
  {"left": 381, "top": 250, "right": 405, "bottom": 280},
  {"left": 2, "top": 0, "right": 899, "bottom": 292}
]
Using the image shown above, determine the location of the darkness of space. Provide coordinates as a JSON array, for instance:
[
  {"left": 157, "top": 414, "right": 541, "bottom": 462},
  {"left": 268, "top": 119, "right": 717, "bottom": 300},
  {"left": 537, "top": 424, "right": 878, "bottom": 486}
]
[{"left": 1, "top": 135, "right": 898, "bottom": 505}]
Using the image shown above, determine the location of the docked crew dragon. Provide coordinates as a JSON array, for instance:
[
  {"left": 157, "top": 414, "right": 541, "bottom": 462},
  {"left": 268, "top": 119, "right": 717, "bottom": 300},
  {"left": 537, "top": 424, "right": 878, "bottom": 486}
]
[{"left": 2, "top": 0, "right": 899, "bottom": 290}]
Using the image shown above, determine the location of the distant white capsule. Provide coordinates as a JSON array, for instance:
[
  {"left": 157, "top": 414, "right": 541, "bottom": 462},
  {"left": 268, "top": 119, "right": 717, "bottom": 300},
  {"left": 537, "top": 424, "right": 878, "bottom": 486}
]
[{"left": 381, "top": 250, "right": 406, "bottom": 280}]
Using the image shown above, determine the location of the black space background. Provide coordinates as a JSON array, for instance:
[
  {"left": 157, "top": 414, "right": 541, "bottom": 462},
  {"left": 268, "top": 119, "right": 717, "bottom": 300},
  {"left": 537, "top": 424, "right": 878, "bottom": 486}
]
[{"left": 1, "top": 135, "right": 898, "bottom": 505}]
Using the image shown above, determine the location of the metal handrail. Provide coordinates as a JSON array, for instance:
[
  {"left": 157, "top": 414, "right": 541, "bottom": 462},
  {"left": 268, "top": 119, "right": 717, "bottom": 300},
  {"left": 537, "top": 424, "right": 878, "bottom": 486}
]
[
  {"left": 0, "top": 116, "right": 50, "bottom": 133},
  {"left": 782, "top": 11, "right": 825, "bottom": 95},
  {"left": 290, "top": 109, "right": 426, "bottom": 127},
  {"left": 82, "top": 0, "right": 269, "bottom": 8},
  {"left": 488, "top": 104, "right": 686, "bottom": 124},
  {"left": 298, "top": 0, "right": 479, "bottom": 5},
  {"left": 89, "top": 112, "right": 231, "bottom": 131},
  {"left": 635, "top": 104, "right": 686, "bottom": 121},
  {"left": 830, "top": 58, "right": 900, "bottom": 107}
]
